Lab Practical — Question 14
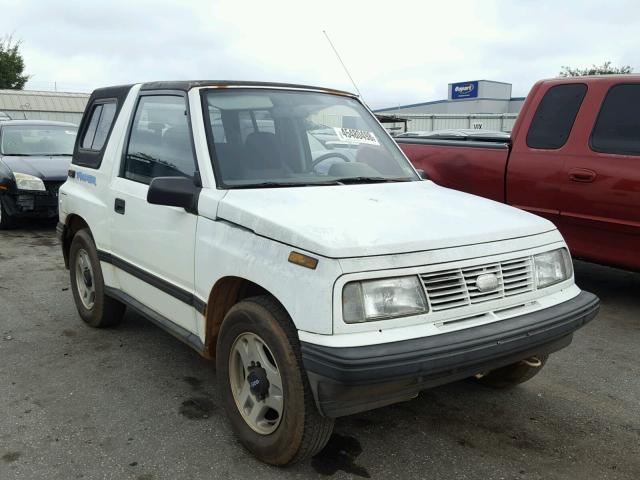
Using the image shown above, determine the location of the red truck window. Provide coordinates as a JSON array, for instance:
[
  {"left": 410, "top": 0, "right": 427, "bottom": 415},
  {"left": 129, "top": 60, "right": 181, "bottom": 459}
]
[
  {"left": 591, "top": 84, "right": 640, "bottom": 156},
  {"left": 526, "top": 84, "right": 587, "bottom": 150}
]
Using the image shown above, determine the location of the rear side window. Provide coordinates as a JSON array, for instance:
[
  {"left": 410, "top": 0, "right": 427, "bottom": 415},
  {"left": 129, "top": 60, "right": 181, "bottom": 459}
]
[
  {"left": 591, "top": 84, "right": 640, "bottom": 155},
  {"left": 526, "top": 84, "right": 587, "bottom": 149},
  {"left": 81, "top": 102, "right": 117, "bottom": 151},
  {"left": 72, "top": 84, "right": 132, "bottom": 169},
  {"left": 122, "top": 94, "right": 197, "bottom": 185}
]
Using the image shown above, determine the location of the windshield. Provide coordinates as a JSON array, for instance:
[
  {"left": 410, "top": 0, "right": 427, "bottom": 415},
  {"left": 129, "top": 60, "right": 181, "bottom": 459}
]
[
  {"left": 203, "top": 89, "right": 419, "bottom": 188},
  {"left": 0, "top": 125, "right": 77, "bottom": 156}
]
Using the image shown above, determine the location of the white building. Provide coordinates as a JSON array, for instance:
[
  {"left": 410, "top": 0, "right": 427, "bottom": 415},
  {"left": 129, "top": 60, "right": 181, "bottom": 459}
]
[
  {"left": 374, "top": 80, "right": 525, "bottom": 134},
  {"left": 0, "top": 89, "right": 89, "bottom": 125}
]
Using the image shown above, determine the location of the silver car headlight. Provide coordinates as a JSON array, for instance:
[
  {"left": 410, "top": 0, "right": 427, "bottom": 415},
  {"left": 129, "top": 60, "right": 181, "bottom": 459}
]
[
  {"left": 342, "top": 275, "right": 428, "bottom": 323},
  {"left": 534, "top": 248, "right": 573, "bottom": 289},
  {"left": 14, "top": 172, "right": 46, "bottom": 191}
]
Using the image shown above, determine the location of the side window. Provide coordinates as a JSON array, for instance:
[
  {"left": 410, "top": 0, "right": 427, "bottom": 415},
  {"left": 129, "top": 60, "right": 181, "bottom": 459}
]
[
  {"left": 591, "top": 84, "right": 640, "bottom": 156},
  {"left": 123, "top": 95, "right": 197, "bottom": 185},
  {"left": 81, "top": 101, "right": 117, "bottom": 151},
  {"left": 526, "top": 84, "right": 587, "bottom": 149},
  {"left": 81, "top": 105, "right": 102, "bottom": 149}
]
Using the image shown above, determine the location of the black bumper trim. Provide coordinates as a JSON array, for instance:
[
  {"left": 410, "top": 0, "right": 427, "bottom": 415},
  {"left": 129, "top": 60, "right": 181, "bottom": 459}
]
[
  {"left": 301, "top": 291, "right": 599, "bottom": 417},
  {"left": 1, "top": 192, "right": 58, "bottom": 218}
]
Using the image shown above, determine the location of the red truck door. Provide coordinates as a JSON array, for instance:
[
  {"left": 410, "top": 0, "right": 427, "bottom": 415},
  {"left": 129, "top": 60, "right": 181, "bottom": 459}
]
[
  {"left": 559, "top": 81, "right": 640, "bottom": 270},
  {"left": 507, "top": 82, "right": 588, "bottom": 227}
]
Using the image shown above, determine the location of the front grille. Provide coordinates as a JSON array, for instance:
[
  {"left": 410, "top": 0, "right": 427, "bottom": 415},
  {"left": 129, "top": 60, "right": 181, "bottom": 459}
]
[{"left": 420, "top": 256, "right": 534, "bottom": 312}]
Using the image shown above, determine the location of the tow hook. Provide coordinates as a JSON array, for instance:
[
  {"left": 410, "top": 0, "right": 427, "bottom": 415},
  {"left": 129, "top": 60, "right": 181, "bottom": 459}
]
[{"left": 521, "top": 356, "right": 542, "bottom": 368}]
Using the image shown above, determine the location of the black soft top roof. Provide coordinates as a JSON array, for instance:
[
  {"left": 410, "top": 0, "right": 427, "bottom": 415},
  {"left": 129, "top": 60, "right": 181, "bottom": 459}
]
[{"left": 90, "top": 81, "right": 356, "bottom": 99}]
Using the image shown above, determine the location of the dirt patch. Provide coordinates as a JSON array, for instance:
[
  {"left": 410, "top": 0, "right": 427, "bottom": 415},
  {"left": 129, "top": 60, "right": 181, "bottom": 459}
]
[
  {"left": 183, "top": 376, "right": 203, "bottom": 391},
  {"left": 312, "top": 433, "right": 370, "bottom": 478},
  {"left": 179, "top": 397, "right": 216, "bottom": 419},
  {"left": 2, "top": 451, "right": 22, "bottom": 463}
]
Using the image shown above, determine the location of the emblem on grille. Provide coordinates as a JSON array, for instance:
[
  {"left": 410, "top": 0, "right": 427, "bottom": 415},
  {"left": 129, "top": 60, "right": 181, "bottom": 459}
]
[{"left": 476, "top": 273, "right": 499, "bottom": 292}]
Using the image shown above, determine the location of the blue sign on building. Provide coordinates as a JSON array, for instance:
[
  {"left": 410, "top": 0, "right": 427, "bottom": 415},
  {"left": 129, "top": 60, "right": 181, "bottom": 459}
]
[{"left": 451, "top": 81, "right": 479, "bottom": 100}]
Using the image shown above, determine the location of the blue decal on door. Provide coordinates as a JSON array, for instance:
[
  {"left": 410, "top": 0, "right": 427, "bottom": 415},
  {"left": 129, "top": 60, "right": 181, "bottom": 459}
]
[{"left": 76, "top": 172, "right": 97, "bottom": 186}]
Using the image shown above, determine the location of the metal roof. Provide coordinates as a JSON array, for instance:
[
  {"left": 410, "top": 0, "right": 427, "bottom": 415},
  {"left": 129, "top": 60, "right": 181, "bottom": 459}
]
[
  {"left": 0, "top": 119, "right": 77, "bottom": 127},
  {"left": 0, "top": 89, "right": 89, "bottom": 113},
  {"left": 374, "top": 96, "right": 526, "bottom": 113}
]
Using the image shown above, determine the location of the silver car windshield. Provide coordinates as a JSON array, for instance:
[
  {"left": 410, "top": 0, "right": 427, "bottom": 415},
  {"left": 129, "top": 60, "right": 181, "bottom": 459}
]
[
  {"left": 203, "top": 89, "right": 418, "bottom": 188},
  {"left": 0, "top": 125, "right": 77, "bottom": 156}
]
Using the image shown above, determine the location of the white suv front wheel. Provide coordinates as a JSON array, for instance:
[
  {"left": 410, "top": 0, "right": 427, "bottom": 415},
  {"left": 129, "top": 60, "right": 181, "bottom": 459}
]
[{"left": 216, "top": 295, "right": 334, "bottom": 465}]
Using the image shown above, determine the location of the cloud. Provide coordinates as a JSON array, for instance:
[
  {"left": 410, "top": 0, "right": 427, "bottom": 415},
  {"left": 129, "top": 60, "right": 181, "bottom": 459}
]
[{"left": 1, "top": 0, "right": 638, "bottom": 108}]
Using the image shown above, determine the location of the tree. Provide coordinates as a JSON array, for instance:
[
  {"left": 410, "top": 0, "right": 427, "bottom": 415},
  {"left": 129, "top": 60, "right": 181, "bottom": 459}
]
[
  {"left": 0, "top": 36, "right": 30, "bottom": 89},
  {"left": 559, "top": 61, "right": 633, "bottom": 77}
]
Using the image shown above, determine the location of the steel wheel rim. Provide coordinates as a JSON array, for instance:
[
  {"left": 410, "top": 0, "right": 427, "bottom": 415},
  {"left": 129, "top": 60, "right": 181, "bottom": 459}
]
[
  {"left": 75, "top": 248, "right": 96, "bottom": 310},
  {"left": 229, "top": 332, "right": 284, "bottom": 435}
]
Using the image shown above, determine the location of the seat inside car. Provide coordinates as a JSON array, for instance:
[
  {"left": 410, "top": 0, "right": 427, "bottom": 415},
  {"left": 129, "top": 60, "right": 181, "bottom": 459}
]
[{"left": 244, "top": 131, "right": 291, "bottom": 179}]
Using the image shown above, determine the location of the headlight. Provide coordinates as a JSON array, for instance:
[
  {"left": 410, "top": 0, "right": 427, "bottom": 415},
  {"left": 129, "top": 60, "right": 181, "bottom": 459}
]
[
  {"left": 534, "top": 248, "right": 573, "bottom": 288},
  {"left": 14, "top": 172, "right": 46, "bottom": 191},
  {"left": 342, "top": 276, "right": 428, "bottom": 323}
]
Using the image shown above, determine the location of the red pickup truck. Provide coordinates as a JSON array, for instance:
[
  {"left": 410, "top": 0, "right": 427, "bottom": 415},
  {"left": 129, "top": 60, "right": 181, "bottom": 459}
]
[{"left": 398, "top": 75, "right": 640, "bottom": 271}]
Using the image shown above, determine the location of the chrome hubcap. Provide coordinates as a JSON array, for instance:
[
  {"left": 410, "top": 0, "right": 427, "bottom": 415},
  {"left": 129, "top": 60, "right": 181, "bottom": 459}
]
[
  {"left": 229, "top": 332, "right": 284, "bottom": 435},
  {"left": 75, "top": 249, "right": 95, "bottom": 310}
]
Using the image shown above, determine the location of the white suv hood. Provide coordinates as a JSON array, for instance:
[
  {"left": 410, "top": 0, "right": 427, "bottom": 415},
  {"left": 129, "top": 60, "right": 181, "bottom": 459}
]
[{"left": 217, "top": 181, "right": 556, "bottom": 259}]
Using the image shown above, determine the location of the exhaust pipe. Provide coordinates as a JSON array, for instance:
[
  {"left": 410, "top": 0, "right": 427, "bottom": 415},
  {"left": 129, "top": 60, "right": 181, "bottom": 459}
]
[
  {"left": 521, "top": 356, "right": 542, "bottom": 368},
  {"left": 474, "top": 355, "right": 543, "bottom": 379}
]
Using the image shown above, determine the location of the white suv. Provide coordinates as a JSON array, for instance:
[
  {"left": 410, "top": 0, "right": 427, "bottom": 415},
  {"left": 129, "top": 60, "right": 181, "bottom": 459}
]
[{"left": 57, "top": 81, "right": 599, "bottom": 465}]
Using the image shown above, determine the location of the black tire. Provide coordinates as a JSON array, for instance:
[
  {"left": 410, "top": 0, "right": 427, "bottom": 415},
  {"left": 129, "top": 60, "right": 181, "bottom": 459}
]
[
  {"left": 474, "top": 355, "right": 549, "bottom": 388},
  {"left": 69, "top": 228, "right": 125, "bottom": 328},
  {"left": 0, "top": 197, "right": 16, "bottom": 229},
  {"left": 216, "top": 295, "right": 334, "bottom": 465}
]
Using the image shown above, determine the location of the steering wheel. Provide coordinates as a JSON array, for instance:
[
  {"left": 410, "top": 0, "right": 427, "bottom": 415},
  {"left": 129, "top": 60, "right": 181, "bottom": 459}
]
[{"left": 311, "top": 151, "right": 352, "bottom": 169}]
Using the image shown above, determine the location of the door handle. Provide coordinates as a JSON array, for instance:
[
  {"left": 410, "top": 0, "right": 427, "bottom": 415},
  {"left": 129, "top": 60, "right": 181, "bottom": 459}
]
[
  {"left": 114, "top": 198, "right": 126, "bottom": 214},
  {"left": 568, "top": 168, "right": 596, "bottom": 183}
]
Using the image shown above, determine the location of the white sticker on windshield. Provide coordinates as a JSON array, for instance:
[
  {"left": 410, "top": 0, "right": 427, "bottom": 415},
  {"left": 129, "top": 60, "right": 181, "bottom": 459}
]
[{"left": 333, "top": 127, "right": 380, "bottom": 145}]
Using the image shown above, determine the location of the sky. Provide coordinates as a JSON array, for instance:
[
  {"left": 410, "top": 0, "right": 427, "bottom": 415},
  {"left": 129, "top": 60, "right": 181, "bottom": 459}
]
[{"left": 0, "top": 0, "right": 638, "bottom": 110}]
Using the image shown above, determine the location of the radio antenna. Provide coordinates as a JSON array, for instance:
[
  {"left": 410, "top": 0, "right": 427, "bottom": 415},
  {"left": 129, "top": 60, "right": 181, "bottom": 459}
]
[{"left": 323, "top": 30, "right": 364, "bottom": 100}]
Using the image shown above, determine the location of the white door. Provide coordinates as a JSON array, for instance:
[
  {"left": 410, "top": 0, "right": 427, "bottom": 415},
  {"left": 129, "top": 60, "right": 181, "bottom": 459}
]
[{"left": 109, "top": 92, "right": 200, "bottom": 334}]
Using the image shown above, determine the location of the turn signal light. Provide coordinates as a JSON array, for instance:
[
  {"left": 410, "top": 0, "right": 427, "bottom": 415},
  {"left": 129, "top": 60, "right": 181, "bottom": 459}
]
[{"left": 288, "top": 251, "right": 318, "bottom": 270}]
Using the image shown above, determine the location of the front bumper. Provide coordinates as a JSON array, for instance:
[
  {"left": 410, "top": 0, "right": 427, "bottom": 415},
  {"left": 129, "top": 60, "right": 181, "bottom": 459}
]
[
  {"left": 1, "top": 190, "right": 59, "bottom": 218},
  {"left": 301, "top": 291, "right": 599, "bottom": 418}
]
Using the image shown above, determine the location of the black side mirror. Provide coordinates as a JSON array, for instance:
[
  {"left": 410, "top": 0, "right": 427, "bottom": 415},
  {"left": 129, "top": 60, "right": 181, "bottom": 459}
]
[
  {"left": 147, "top": 176, "right": 199, "bottom": 214},
  {"left": 416, "top": 169, "right": 429, "bottom": 180}
]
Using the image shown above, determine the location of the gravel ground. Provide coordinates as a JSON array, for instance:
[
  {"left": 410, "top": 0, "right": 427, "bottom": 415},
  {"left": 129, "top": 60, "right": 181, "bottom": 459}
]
[{"left": 1, "top": 223, "right": 639, "bottom": 480}]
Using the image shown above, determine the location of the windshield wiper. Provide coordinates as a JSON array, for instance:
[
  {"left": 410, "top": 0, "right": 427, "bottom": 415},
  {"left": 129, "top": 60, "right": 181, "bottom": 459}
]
[
  {"left": 333, "top": 176, "right": 413, "bottom": 184},
  {"left": 46, "top": 154, "right": 72, "bottom": 156},
  {"left": 229, "top": 180, "right": 344, "bottom": 189}
]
